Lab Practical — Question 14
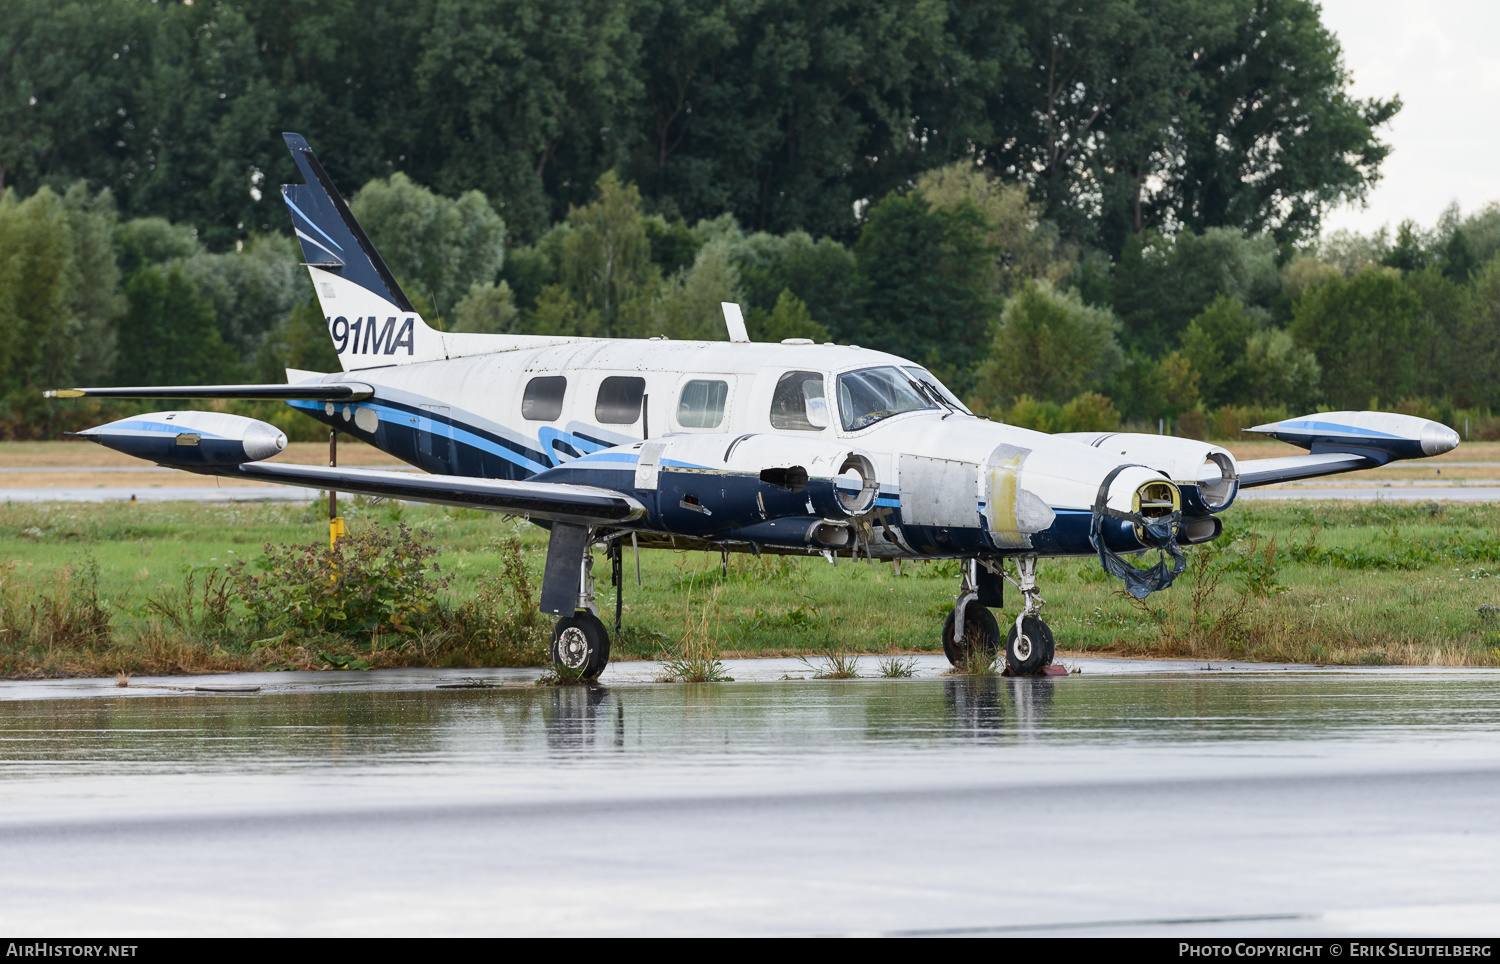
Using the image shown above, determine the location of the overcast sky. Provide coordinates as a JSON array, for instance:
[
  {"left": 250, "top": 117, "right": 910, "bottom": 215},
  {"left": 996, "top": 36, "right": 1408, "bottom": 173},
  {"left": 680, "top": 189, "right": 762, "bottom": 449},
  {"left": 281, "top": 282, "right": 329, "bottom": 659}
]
[{"left": 1317, "top": 0, "right": 1500, "bottom": 237}]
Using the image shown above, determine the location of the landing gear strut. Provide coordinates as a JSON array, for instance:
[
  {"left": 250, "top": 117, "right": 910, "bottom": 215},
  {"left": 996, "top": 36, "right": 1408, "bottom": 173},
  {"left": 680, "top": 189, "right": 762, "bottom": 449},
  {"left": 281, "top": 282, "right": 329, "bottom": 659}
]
[
  {"left": 1002, "top": 555, "right": 1054, "bottom": 675},
  {"left": 544, "top": 531, "right": 612, "bottom": 680},
  {"left": 941, "top": 555, "right": 1056, "bottom": 676}
]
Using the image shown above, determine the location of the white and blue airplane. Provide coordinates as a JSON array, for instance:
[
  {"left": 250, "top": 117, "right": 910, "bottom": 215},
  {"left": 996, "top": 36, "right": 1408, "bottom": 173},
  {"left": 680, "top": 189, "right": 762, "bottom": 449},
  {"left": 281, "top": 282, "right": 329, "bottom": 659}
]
[{"left": 47, "top": 133, "right": 1461, "bottom": 678}]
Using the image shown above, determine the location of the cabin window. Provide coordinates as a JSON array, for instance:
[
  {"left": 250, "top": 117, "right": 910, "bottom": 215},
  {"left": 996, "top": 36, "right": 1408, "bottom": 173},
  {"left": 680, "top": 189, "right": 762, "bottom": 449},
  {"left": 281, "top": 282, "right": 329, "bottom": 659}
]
[
  {"left": 676, "top": 379, "right": 729, "bottom": 428},
  {"left": 521, "top": 376, "right": 567, "bottom": 421},
  {"left": 595, "top": 376, "right": 646, "bottom": 423},
  {"left": 769, "top": 371, "right": 828, "bottom": 431},
  {"left": 836, "top": 366, "right": 936, "bottom": 431}
]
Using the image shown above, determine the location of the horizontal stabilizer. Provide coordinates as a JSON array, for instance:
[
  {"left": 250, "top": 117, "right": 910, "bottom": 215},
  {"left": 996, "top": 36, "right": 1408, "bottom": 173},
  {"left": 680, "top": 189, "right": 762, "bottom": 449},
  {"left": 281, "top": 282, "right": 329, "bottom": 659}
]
[
  {"left": 45, "top": 383, "right": 375, "bottom": 401},
  {"left": 208, "top": 462, "right": 646, "bottom": 527}
]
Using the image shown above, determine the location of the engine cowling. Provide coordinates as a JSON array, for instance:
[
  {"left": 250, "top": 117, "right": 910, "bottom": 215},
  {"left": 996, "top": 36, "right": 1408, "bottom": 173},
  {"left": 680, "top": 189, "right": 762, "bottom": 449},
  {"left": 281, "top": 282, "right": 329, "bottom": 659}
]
[
  {"left": 76, "top": 411, "right": 287, "bottom": 467},
  {"left": 606, "top": 432, "right": 880, "bottom": 540},
  {"left": 1057, "top": 432, "right": 1238, "bottom": 512}
]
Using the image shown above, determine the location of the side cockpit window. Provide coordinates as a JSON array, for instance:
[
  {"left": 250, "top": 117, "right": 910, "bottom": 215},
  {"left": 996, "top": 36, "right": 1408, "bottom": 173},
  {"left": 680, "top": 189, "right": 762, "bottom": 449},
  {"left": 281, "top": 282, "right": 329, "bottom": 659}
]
[
  {"left": 677, "top": 379, "right": 728, "bottom": 428},
  {"left": 769, "top": 371, "right": 828, "bottom": 431},
  {"left": 596, "top": 376, "right": 646, "bottom": 424},
  {"left": 522, "top": 376, "right": 567, "bottom": 421}
]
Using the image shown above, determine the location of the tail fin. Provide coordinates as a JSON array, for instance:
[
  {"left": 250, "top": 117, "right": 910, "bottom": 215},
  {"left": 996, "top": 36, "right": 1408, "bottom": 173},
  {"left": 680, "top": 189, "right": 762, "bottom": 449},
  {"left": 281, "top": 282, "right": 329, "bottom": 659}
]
[
  {"left": 280, "top": 133, "right": 450, "bottom": 371},
  {"left": 280, "top": 133, "right": 586, "bottom": 370}
]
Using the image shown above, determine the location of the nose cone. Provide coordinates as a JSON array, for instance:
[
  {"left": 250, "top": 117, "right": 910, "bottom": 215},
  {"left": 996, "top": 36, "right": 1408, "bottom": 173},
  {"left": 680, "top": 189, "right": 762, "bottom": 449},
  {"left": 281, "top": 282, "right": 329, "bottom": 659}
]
[
  {"left": 243, "top": 422, "right": 287, "bottom": 462},
  {"left": 1421, "top": 422, "right": 1461, "bottom": 456}
]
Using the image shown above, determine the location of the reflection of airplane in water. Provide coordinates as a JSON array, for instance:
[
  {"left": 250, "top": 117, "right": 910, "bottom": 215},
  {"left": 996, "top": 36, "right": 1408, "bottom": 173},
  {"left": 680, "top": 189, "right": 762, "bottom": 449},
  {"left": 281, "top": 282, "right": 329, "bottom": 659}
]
[
  {"left": 50, "top": 133, "right": 1461, "bottom": 681},
  {"left": 545, "top": 686, "right": 623, "bottom": 751},
  {"left": 943, "top": 677, "right": 1056, "bottom": 737}
]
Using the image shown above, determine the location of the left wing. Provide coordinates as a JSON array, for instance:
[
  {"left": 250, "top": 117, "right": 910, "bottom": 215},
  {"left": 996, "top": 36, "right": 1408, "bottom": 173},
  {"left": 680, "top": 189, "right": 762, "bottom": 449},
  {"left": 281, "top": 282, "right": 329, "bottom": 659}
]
[
  {"left": 207, "top": 461, "right": 644, "bottom": 526},
  {"left": 45, "top": 382, "right": 374, "bottom": 401},
  {"left": 72, "top": 409, "right": 644, "bottom": 527}
]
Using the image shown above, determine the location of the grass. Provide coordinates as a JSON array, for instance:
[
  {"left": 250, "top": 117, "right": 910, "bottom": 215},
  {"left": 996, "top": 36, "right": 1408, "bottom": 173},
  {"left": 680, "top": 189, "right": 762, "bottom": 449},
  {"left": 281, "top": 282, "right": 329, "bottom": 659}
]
[{"left": 4, "top": 496, "right": 1500, "bottom": 676}]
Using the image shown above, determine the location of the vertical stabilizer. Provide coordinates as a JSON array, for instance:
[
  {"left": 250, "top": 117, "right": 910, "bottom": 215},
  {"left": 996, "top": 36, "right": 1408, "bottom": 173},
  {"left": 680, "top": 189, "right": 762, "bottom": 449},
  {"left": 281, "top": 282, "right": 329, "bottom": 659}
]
[{"left": 280, "top": 133, "right": 447, "bottom": 371}]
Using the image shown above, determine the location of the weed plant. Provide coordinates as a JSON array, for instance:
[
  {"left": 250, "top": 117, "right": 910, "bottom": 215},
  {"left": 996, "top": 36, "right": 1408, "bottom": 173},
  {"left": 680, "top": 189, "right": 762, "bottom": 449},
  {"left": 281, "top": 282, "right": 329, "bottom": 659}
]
[{"left": 878, "top": 655, "right": 919, "bottom": 677}]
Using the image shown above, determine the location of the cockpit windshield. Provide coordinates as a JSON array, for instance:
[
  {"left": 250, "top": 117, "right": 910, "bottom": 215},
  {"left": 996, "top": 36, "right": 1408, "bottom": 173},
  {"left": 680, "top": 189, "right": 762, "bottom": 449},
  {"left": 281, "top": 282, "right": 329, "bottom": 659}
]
[
  {"left": 902, "top": 366, "right": 969, "bottom": 414},
  {"left": 836, "top": 366, "right": 938, "bottom": 431}
]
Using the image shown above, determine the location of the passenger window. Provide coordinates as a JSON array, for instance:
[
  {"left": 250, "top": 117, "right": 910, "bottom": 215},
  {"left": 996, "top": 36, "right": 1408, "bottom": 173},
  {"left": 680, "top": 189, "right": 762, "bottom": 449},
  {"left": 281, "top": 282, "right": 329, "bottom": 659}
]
[
  {"left": 769, "top": 371, "right": 827, "bottom": 431},
  {"left": 521, "top": 376, "right": 567, "bottom": 421},
  {"left": 595, "top": 376, "right": 646, "bottom": 424},
  {"left": 677, "top": 380, "right": 729, "bottom": 429}
]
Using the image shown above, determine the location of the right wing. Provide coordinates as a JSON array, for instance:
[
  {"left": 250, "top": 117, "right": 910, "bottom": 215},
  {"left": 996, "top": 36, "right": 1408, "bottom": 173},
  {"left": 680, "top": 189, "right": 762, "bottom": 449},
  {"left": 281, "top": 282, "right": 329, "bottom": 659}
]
[{"left": 1235, "top": 453, "right": 1371, "bottom": 488}]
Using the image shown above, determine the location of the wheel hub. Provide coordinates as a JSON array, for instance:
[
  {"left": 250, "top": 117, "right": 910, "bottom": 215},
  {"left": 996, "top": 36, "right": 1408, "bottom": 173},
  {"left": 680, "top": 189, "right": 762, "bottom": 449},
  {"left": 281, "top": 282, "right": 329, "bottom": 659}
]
[
  {"left": 557, "top": 626, "right": 590, "bottom": 669},
  {"left": 1014, "top": 633, "right": 1033, "bottom": 661}
]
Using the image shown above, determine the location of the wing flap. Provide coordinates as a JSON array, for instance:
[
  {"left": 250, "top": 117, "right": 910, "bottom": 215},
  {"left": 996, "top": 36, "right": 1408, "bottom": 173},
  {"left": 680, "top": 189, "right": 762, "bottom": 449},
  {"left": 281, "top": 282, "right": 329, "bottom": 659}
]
[
  {"left": 208, "top": 462, "right": 645, "bottom": 526},
  {"left": 1237, "top": 453, "right": 1372, "bottom": 488}
]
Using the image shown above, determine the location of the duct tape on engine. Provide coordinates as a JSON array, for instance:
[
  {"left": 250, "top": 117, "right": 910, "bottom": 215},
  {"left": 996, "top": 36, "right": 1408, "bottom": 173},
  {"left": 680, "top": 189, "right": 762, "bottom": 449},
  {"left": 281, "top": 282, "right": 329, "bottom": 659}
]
[{"left": 1088, "top": 464, "right": 1187, "bottom": 600}]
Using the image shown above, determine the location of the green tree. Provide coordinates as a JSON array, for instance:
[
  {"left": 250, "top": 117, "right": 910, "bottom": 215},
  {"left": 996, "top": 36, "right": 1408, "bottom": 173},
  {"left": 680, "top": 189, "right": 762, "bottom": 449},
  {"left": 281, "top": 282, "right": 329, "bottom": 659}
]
[
  {"left": 1179, "top": 295, "right": 1261, "bottom": 407},
  {"left": 1288, "top": 269, "right": 1419, "bottom": 409},
  {"left": 1243, "top": 327, "right": 1320, "bottom": 410},
  {"left": 57, "top": 183, "right": 125, "bottom": 385},
  {"left": 975, "top": 282, "right": 1122, "bottom": 405},
  {"left": 1462, "top": 258, "right": 1500, "bottom": 410},
  {"left": 526, "top": 284, "right": 602, "bottom": 337},
  {"left": 856, "top": 189, "right": 996, "bottom": 391},
  {"left": 0, "top": 187, "right": 75, "bottom": 395},
  {"left": 1164, "top": 0, "right": 1399, "bottom": 246},
  {"left": 1112, "top": 227, "right": 1279, "bottom": 350},
  {"left": 914, "top": 163, "right": 1073, "bottom": 296},
  {"left": 451, "top": 281, "right": 521, "bottom": 335},
  {"left": 559, "top": 172, "right": 657, "bottom": 337},
  {"left": 628, "top": 239, "right": 741, "bottom": 341},
  {"left": 115, "top": 264, "right": 235, "bottom": 385},
  {"left": 732, "top": 230, "right": 865, "bottom": 343},
  {"left": 747, "top": 289, "right": 830, "bottom": 344},
  {"left": 179, "top": 234, "right": 308, "bottom": 370},
  {"left": 350, "top": 172, "right": 506, "bottom": 317},
  {"left": 256, "top": 301, "right": 341, "bottom": 381}
]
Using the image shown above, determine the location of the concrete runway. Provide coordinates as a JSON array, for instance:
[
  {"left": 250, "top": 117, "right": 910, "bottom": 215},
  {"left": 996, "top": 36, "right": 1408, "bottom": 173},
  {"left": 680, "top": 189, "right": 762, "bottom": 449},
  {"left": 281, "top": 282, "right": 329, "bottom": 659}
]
[{"left": 2, "top": 658, "right": 1500, "bottom": 936}]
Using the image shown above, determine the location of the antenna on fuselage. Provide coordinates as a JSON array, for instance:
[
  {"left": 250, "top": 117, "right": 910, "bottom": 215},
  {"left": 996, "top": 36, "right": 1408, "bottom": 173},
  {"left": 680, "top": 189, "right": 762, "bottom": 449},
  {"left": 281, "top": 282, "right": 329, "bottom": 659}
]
[{"left": 721, "top": 303, "right": 750, "bottom": 343}]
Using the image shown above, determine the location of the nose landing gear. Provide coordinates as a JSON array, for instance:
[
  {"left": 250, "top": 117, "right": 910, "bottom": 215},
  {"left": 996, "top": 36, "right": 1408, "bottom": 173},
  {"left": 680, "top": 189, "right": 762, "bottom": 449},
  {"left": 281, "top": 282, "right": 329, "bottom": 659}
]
[{"left": 942, "top": 555, "right": 1056, "bottom": 676}]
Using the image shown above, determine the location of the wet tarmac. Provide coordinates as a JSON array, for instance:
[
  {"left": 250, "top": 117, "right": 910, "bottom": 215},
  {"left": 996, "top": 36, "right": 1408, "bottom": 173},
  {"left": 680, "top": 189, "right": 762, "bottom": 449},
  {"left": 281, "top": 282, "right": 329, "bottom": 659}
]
[{"left": 3, "top": 657, "right": 1500, "bottom": 936}]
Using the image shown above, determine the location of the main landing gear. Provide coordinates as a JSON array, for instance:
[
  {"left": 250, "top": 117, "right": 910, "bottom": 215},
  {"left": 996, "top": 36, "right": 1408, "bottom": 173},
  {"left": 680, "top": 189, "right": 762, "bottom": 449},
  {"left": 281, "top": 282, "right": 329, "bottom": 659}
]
[
  {"left": 542, "top": 527, "right": 624, "bottom": 681},
  {"left": 943, "top": 555, "right": 1056, "bottom": 676}
]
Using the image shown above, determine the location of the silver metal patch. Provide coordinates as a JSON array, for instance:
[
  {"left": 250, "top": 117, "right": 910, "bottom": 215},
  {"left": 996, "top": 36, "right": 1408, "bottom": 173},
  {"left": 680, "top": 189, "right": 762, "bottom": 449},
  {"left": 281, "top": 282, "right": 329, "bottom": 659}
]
[{"left": 898, "top": 454, "right": 980, "bottom": 528}]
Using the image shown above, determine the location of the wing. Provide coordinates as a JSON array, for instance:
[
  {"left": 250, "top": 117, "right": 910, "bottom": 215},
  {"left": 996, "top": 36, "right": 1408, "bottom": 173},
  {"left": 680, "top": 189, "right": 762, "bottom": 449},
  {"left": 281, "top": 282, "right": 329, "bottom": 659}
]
[
  {"left": 206, "top": 462, "right": 645, "bottom": 527},
  {"left": 1235, "top": 453, "right": 1371, "bottom": 488},
  {"left": 45, "top": 383, "right": 374, "bottom": 401},
  {"left": 1236, "top": 410, "right": 1461, "bottom": 489}
]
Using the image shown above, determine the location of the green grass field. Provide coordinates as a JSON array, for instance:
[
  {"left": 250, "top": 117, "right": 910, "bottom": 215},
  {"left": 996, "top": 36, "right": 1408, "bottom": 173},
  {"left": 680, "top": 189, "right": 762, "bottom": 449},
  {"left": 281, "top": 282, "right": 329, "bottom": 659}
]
[{"left": 2, "top": 495, "right": 1499, "bottom": 676}]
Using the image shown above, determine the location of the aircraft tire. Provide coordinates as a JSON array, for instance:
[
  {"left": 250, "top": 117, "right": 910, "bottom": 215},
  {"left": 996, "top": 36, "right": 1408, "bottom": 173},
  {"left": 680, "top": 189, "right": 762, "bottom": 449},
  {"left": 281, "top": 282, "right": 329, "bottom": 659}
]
[
  {"left": 941, "top": 605, "right": 1001, "bottom": 667},
  {"left": 1005, "top": 617, "right": 1055, "bottom": 676},
  {"left": 551, "top": 611, "right": 611, "bottom": 680}
]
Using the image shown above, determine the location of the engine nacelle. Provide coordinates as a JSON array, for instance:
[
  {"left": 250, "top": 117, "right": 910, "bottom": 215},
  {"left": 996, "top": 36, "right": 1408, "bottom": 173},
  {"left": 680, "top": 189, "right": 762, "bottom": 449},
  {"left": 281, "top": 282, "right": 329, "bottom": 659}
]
[
  {"left": 76, "top": 411, "right": 287, "bottom": 467},
  {"left": 648, "top": 432, "right": 880, "bottom": 520},
  {"left": 1058, "top": 432, "right": 1238, "bottom": 512}
]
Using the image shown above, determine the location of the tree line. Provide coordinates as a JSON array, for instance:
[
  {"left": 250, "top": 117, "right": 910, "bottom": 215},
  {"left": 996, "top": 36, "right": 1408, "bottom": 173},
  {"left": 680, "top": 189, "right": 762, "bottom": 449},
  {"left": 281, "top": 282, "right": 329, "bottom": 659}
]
[
  {"left": 4, "top": 0, "right": 1391, "bottom": 252},
  {"left": 5, "top": 160, "right": 1500, "bottom": 441},
  {"left": 9, "top": 0, "right": 1499, "bottom": 442}
]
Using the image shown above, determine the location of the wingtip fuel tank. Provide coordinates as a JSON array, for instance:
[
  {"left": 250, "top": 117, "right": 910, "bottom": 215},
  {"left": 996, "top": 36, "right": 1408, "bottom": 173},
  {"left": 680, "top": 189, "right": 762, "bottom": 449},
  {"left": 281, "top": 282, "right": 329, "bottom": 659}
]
[{"left": 76, "top": 411, "right": 287, "bottom": 467}]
